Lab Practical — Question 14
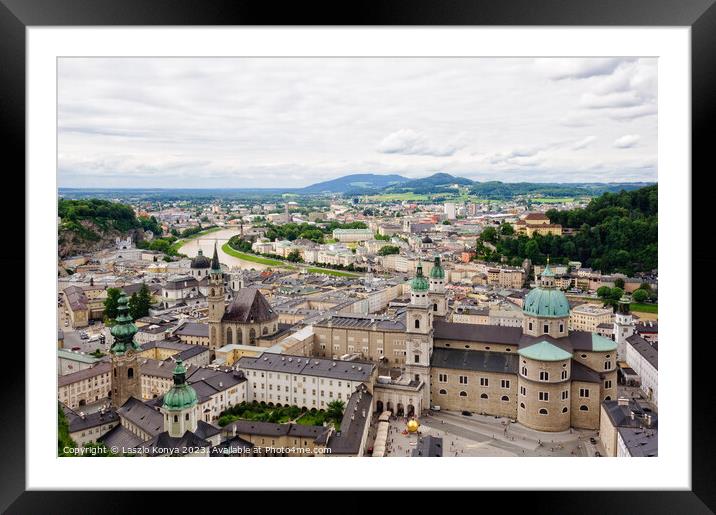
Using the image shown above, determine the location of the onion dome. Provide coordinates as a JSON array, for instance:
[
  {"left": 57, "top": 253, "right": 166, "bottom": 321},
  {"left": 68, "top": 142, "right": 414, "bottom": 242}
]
[
  {"left": 429, "top": 256, "right": 445, "bottom": 279},
  {"left": 190, "top": 249, "right": 211, "bottom": 269},
  {"left": 163, "top": 358, "right": 198, "bottom": 411},
  {"left": 411, "top": 261, "right": 429, "bottom": 292},
  {"left": 523, "top": 264, "right": 570, "bottom": 318},
  {"left": 109, "top": 292, "right": 139, "bottom": 354}
]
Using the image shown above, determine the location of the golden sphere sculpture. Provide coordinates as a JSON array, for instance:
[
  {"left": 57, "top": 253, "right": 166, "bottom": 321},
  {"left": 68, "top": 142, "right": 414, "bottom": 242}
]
[{"left": 406, "top": 419, "right": 420, "bottom": 433}]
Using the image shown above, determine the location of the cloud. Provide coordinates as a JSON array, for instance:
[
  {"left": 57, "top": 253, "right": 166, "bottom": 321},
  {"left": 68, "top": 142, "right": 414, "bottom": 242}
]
[
  {"left": 571, "top": 136, "right": 596, "bottom": 150},
  {"left": 613, "top": 134, "right": 640, "bottom": 148},
  {"left": 580, "top": 91, "right": 645, "bottom": 109},
  {"left": 376, "top": 129, "right": 465, "bottom": 157},
  {"left": 534, "top": 58, "right": 627, "bottom": 80}
]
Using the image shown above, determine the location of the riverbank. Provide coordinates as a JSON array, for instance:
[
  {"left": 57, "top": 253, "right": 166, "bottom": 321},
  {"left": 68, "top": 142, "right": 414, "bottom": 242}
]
[{"left": 169, "top": 226, "right": 223, "bottom": 255}]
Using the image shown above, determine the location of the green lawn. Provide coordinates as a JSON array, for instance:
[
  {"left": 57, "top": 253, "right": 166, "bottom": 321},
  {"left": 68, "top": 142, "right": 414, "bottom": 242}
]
[
  {"left": 530, "top": 197, "right": 575, "bottom": 204},
  {"left": 221, "top": 243, "right": 288, "bottom": 267},
  {"left": 630, "top": 303, "right": 658, "bottom": 314},
  {"left": 296, "top": 410, "right": 341, "bottom": 428},
  {"left": 367, "top": 192, "right": 430, "bottom": 202}
]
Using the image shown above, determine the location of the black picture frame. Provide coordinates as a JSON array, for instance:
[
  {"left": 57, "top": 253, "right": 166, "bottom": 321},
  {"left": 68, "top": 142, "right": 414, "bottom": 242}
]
[{"left": 2, "top": 0, "right": 714, "bottom": 511}]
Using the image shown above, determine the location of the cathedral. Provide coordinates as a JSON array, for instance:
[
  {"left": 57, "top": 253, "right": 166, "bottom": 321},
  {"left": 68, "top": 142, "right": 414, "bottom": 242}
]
[{"left": 312, "top": 257, "right": 618, "bottom": 432}]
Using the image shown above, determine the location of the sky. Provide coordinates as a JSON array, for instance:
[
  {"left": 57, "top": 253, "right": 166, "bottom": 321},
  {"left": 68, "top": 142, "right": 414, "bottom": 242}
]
[{"left": 58, "top": 57, "right": 657, "bottom": 188}]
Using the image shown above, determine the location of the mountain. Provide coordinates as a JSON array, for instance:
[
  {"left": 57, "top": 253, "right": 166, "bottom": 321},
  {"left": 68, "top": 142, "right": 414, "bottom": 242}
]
[
  {"left": 382, "top": 172, "right": 474, "bottom": 194},
  {"left": 298, "top": 174, "right": 409, "bottom": 194}
]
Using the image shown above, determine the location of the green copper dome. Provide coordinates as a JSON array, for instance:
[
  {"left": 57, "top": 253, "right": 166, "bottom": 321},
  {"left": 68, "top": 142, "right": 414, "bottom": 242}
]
[
  {"left": 411, "top": 261, "right": 429, "bottom": 292},
  {"left": 163, "top": 359, "right": 198, "bottom": 411},
  {"left": 110, "top": 292, "right": 139, "bottom": 355},
  {"left": 429, "top": 256, "right": 445, "bottom": 279},
  {"left": 523, "top": 265, "right": 569, "bottom": 318}
]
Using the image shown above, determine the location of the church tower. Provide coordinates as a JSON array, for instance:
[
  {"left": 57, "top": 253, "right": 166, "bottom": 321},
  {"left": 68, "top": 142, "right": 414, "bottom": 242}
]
[
  {"left": 428, "top": 256, "right": 447, "bottom": 317},
  {"left": 208, "top": 242, "right": 225, "bottom": 351},
  {"left": 614, "top": 295, "right": 635, "bottom": 361},
  {"left": 405, "top": 261, "right": 434, "bottom": 408},
  {"left": 160, "top": 358, "right": 199, "bottom": 437},
  {"left": 109, "top": 292, "right": 141, "bottom": 408}
]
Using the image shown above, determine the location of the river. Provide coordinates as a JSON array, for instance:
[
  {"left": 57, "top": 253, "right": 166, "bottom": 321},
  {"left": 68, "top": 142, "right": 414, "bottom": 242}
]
[{"left": 177, "top": 228, "right": 270, "bottom": 270}]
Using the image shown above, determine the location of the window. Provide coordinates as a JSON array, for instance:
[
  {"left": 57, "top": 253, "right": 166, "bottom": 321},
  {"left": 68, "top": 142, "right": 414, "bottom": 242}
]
[
  {"left": 539, "top": 408, "right": 548, "bottom": 415},
  {"left": 561, "top": 390, "right": 569, "bottom": 400},
  {"left": 414, "top": 354, "right": 420, "bottom": 363},
  {"left": 561, "top": 370, "right": 568, "bottom": 380},
  {"left": 559, "top": 323, "right": 564, "bottom": 333},
  {"left": 562, "top": 407, "right": 568, "bottom": 413},
  {"left": 438, "top": 374, "right": 448, "bottom": 383},
  {"left": 439, "top": 389, "right": 447, "bottom": 395},
  {"left": 519, "top": 386, "right": 526, "bottom": 396},
  {"left": 459, "top": 391, "right": 468, "bottom": 397},
  {"left": 604, "top": 361, "right": 612, "bottom": 370},
  {"left": 579, "top": 405, "right": 589, "bottom": 411},
  {"left": 605, "top": 380, "right": 612, "bottom": 389},
  {"left": 174, "top": 415, "right": 178, "bottom": 423},
  {"left": 128, "top": 367, "right": 134, "bottom": 379},
  {"left": 544, "top": 324, "right": 549, "bottom": 333},
  {"left": 539, "top": 392, "right": 549, "bottom": 401},
  {"left": 501, "top": 395, "right": 509, "bottom": 402},
  {"left": 520, "top": 402, "right": 525, "bottom": 409},
  {"left": 521, "top": 366, "right": 527, "bottom": 376},
  {"left": 414, "top": 319, "right": 420, "bottom": 329},
  {"left": 480, "top": 393, "right": 488, "bottom": 399},
  {"left": 528, "top": 322, "right": 533, "bottom": 331},
  {"left": 460, "top": 376, "right": 469, "bottom": 385},
  {"left": 501, "top": 379, "right": 510, "bottom": 389},
  {"left": 539, "top": 371, "right": 549, "bottom": 381},
  {"left": 579, "top": 388, "right": 590, "bottom": 398},
  {"left": 479, "top": 377, "right": 488, "bottom": 387},
  {"left": 185, "top": 413, "right": 190, "bottom": 421}
]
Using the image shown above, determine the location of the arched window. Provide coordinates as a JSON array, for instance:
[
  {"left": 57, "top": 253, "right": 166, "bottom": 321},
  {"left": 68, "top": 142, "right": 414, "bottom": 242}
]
[
  {"left": 414, "top": 319, "right": 420, "bottom": 329},
  {"left": 249, "top": 328, "right": 257, "bottom": 344},
  {"left": 528, "top": 322, "right": 533, "bottom": 331},
  {"left": 174, "top": 415, "right": 178, "bottom": 423},
  {"left": 579, "top": 405, "right": 589, "bottom": 411},
  {"left": 559, "top": 323, "right": 564, "bottom": 333},
  {"left": 263, "top": 326, "right": 268, "bottom": 335},
  {"left": 561, "top": 370, "right": 568, "bottom": 380},
  {"left": 459, "top": 391, "right": 467, "bottom": 397},
  {"left": 521, "top": 366, "right": 528, "bottom": 376},
  {"left": 185, "top": 413, "right": 190, "bottom": 421},
  {"left": 226, "top": 327, "right": 233, "bottom": 345},
  {"left": 480, "top": 393, "right": 488, "bottom": 399},
  {"left": 501, "top": 395, "right": 509, "bottom": 402},
  {"left": 562, "top": 407, "right": 568, "bottom": 413},
  {"left": 439, "top": 389, "right": 447, "bottom": 395},
  {"left": 433, "top": 303, "right": 438, "bottom": 312},
  {"left": 539, "top": 408, "right": 548, "bottom": 415},
  {"left": 127, "top": 367, "right": 134, "bottom": 379}
]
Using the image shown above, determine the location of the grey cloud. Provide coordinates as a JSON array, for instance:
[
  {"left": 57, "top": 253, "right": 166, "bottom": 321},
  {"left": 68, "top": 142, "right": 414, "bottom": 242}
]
[
  {"left": 613, "top": 134, "right": 640, "bottom": 148},
  {"left": 376, "top": 129, "right": 465, "bottom": 157}
]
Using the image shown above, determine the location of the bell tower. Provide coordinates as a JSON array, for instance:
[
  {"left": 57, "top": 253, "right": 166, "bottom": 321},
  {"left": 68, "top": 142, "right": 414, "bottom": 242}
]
[
  {"left": 614, "top": 295, "right": 635, "bottom": 361},
  {"left": 110, "top": 292, "right": 141, "bottom": 408},
  {"left": 405, "top": 261, "right": 434, "bottom": 408},
  {"left": 428, "top": 255, "right": 447, "bottom": 317},
  {"left": 208, "top": 242, "right": 225, "bottom": 350}
]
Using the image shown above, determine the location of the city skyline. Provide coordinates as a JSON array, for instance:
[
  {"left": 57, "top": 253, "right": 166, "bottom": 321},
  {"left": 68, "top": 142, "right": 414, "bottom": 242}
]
[{"left": 58, "top": 57, "right": 657, "bottom": 188}]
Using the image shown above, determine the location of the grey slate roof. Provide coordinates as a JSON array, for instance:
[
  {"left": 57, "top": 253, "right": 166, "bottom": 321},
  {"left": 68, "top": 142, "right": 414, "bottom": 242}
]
[
  {"left": 143, "top": 431, "right": 211, "bottom": 456},
  {"left": 58, "top": 362, "right": 111, "bottom": 387},
  {"left": 430, "top": 347, "right": 518, "bottom": 374},
  {"left": 175, "top": 322, "right": 209, "bottom": 338},
  {"left": 98, "top": 424, "right": 144, "bottom": 450},
  {"left": 221, "top": 420, "right": 328, "bottom": 441},
  {"left": 223, "top": 288, "right": 278, "bottom": 323},
  {"left": 617, "top": 427, "right": 658, "bottom": 457},
  {"left": 64, "top": 406, "right": 119, "bottom": 433},
  {"left": 570, "top": 360, "right": 602, "bottom": 384},
  {"left": 327, "top": 386, "right": 373, "bottom": 455},
  {"left": 434, "top": 320, "right": 522, "bottom": 345},
  {"left": 116, "top": 397, "right": 163, "bottom": 436},
  {"left": 626, "top": 334, "right": 658, "bottom": 370},
  {"left": 237, "top": 353, "right": 375, "bottom": 382}
]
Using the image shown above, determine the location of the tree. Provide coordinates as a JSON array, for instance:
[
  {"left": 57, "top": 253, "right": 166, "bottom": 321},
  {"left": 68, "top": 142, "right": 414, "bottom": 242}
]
[
  {"left": 103, "top": 287, "right": 122, "bottom": 320},
  {"left": 597, "top": 286, "right": 612, "bottom": 299},
  {"left": 614, "top": 278, "right": 625, "bottom": 289},
  {"left": 129, "top": 283, "right": 152, "bottom": 319},
  {"left": 378, "top": 245, "right": 400, "bottom": 256},
  {"left": 500, "top": 222, "right": 514, "bottom": 236},
  {"left": 286, "top": 250, "right": 303, "bottom": 262},
  {"left": 480, "top": 226, "right": 498, "bottom": 243},
  {"left": 632, "top": 289, "right": 649, "bottom": 303},
  {"left": 326, "top": 400, "right": 345, "bottom": 422},
  {"left": 442, "top": 220, "right": 452, "bottom": 225}
]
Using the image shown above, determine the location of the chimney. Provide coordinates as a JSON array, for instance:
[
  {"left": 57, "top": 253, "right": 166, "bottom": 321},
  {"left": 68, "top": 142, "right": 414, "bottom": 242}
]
[
  {"left": 617, "top": 397, "right": 629, "bottom": 406},
  {"left": 630, "top": 410, "right": 635, "bottom": 420}
]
